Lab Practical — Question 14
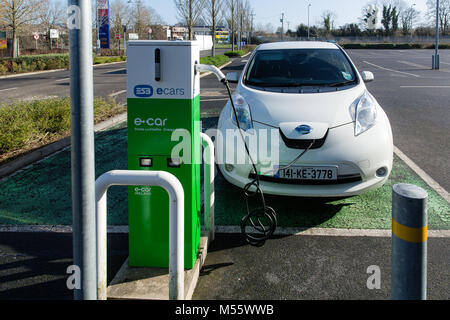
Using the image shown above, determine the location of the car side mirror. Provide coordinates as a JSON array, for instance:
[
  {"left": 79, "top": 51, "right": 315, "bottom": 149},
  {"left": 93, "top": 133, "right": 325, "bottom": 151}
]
[
  {"left": 226, "top": 72, "right": 239, "bottom": 83},
  {"left": 361, "top": 71, "right": 374, "bottom": 83}
]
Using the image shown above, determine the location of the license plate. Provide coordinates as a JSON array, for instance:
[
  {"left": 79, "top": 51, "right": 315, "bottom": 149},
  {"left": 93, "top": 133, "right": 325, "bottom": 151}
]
[{"left": 274, "top": 166, "right": 338, "bottom": 180}]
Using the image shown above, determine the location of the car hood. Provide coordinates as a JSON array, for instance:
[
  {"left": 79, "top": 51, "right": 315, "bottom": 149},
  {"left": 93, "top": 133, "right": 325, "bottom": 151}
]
[{"left": 239, "top": 84, "right": 365, "bottom": 129}]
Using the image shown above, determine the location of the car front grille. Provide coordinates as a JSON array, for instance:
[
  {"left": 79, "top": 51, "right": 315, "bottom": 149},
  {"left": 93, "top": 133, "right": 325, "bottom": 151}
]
[
  {"left": 248, "top": 172, "right": 362, "bottom": 185},
  {"left": 279, "top": 129, "right": 328, "bottom": 149}
]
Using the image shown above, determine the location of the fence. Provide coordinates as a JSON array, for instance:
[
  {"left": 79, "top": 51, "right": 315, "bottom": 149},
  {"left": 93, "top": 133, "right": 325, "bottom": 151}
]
[{"left": 258, "top": 35, "right": 450, "bottom": 44}]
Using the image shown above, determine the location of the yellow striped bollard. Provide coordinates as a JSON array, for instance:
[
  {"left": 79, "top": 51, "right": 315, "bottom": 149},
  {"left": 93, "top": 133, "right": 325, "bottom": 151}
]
[{"left": 391, "top": 183, "right": 428, "bottom": 300}]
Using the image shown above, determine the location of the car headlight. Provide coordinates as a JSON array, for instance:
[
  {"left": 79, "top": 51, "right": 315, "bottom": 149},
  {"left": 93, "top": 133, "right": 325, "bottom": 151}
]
[
  {"left": 230, "top": 93, "right": 253, "bottom": 131},
  {"left": 349, "top": 90, "right": 377, "bottom": 136}
]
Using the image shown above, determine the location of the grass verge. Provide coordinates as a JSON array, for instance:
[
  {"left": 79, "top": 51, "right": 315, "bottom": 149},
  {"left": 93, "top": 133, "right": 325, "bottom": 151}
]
[
  {"left": 0, "top": 54, "right": 126, "bottom": 75},
  {"left": 93, "top": 55, "right": 126, "bottom": 64},
  {"left": 199, "top": 54, "right": 230, "bottom": 67},
  {"left": 0, "top": 97, "right": 125, "bottom": 165}
]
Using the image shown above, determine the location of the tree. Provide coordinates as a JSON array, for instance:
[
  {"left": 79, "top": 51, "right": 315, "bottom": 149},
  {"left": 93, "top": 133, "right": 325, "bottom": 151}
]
[
  {"left": 426, "top": 0, "right": 450, "bottom": 35},
  {"left": 128, "top": 0, "right": 163, "bottom": 40},
  {"left": 296, "top": 23, "right": 317, "bottom": 38},
  {"left": 321, "top": 10, "right": 337, "bottom": 34},
  {"left": 0, "top": 0, "right": 48, "bottom": 57},
  {"left": 203, "top": 0, "right": 223, "bottom": 56},
  {"left": 360, "top": 2, "right": 379, "bottom": 32},
  {"left": 41, "top": 0, "right": 65, "bottom": 49},
  {"left": 400, "top": 6, "right": 420, "bottom": 35},
  {"left": 336, "top": 23, "right": 363, "bottom": 37},
  {"left": 391, "top": 6, "right": 400, "bottom": 33},
  {"left": 225, "top": 0, "right": 238, "bottom": 50},
  {"left": 110, "top": 0, "right": 130, "bottom": 38},
  {"left": 381, "top": 4, "right": 393, "bottom": 34},
  {"left": 174, "top": 0, "right": 207, "bottom": 40},
  {"left": 236, "top": 0, "right": 251, "bottom": 48}
]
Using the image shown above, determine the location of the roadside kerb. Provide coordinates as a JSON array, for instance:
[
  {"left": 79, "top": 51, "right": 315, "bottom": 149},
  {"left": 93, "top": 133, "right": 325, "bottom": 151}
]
[
  {"left": 0, "top": 112, "right": 126, "bottom": 180},
  {"left": 1, "top": 225, "right": 449, "bottom": 238}
]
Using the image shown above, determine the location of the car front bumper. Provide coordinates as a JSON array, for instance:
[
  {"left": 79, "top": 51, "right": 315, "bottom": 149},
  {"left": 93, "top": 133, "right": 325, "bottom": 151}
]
[{"left": 215, "top": 111, "right": 393, "bottom": 197}]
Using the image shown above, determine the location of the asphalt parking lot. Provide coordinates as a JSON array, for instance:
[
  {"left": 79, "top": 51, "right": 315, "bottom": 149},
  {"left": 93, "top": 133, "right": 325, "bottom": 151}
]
[{"left": 0, "top": 49, "right": 448, "bottom": 300}]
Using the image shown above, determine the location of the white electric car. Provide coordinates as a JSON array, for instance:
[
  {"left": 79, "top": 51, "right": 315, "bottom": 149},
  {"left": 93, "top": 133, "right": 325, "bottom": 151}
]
[{"left": 216, "top": 41, "right": 393, "bottom": 197}]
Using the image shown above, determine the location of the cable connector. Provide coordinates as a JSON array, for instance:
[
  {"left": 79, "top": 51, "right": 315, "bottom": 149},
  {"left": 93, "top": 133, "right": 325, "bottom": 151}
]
[{"left": 195, "top": 63, "right": 226, "bottom": 82}]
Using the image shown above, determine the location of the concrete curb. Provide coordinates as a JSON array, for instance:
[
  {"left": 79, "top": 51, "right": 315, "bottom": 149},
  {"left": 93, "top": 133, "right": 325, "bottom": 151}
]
[
  {"left": 1, "top": 224, "right": 449, "bottom": 238},
  {"left": 0, "top": 112, "right": 126, "bottom": 180}
]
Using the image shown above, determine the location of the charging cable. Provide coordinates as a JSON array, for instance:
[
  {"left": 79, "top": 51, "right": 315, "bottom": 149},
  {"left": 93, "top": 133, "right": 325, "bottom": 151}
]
[{"left": 195, "top": 63, "right": 314, "bottom": 246}]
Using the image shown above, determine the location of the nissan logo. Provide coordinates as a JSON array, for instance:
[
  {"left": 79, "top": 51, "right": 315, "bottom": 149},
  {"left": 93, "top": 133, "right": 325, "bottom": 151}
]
[{"left": 295, "top": 124, "right": 313, "bottom": 135}]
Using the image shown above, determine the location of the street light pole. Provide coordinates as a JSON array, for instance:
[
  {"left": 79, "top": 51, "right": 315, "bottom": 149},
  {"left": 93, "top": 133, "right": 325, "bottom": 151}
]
[
  {"left": 307, "top": 4, "right": 311, "bottom": 40},
  {"left": 410, "top": 3, "right": 416, "bottom": 43},
  {"left": 433, "top": 0, "right": 440, "bottom": 69},
  {"left": 280, "top": 13, "right": 284, "bottom": 41},
  {"left": 68, "top": 0, "right": 97, "bottom": 300}
]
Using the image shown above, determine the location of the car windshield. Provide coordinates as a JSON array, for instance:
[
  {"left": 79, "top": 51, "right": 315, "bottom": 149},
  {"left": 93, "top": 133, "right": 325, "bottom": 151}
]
[{"left": 244, "top": 48, "right": 357, "bottom": 88}]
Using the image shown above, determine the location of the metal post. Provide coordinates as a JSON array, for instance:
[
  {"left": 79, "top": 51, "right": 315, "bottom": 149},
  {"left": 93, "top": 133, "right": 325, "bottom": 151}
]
[
  {"left": 307, "top": 4, "right": 311, "bottom": 40},
  {"left": 280, "top": 13, "right": 284, "bottom": 42},
  {"left": 200, "top": 133, "right": 215, "bottom": 243},
  {"left": 96, "top": 0, "right": 100, "bottom": 55},
  {"left": 433, "top": 0, "right": 440, "bottom": 69},
  {"left": 68, "top": 0, "right": 97, "bottom": 300},
  {"left": 391, "top": 183, "right": 428, "bottom": 300},
  {"left": 95, "top": 170, "right": 185, "bottom": 300}
]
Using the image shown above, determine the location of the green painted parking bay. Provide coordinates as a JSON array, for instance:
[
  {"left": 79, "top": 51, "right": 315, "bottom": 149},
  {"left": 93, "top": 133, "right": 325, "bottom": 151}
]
[{"left": 0, "top": 120, "right": 448, "bottom": 229}]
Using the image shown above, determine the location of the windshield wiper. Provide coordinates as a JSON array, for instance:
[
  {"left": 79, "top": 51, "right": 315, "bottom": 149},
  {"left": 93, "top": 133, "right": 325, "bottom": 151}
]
[{"left": 326, "top": 80, "right": 356, "bottom": 87}]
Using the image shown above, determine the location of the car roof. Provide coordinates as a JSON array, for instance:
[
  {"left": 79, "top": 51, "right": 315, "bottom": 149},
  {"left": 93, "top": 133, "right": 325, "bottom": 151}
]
[{"left": 256, "top": 41, "right": 339, "bottom": 51}]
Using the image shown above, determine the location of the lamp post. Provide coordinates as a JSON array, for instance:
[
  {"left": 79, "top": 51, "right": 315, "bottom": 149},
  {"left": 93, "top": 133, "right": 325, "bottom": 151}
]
[
  {"left": 432, "top": 0, "right": 440, "bottom": 69},
  {"left": 307, "top": 4, "right": 311, "bottom": 40},
  {"left": 409, "top": 3, "right": 416, "bottom": 43}
]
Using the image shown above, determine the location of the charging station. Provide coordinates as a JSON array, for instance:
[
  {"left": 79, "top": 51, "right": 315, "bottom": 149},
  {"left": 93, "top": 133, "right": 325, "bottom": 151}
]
[{"left": 126, "top": 41, "right": 201, "bottom": 269}]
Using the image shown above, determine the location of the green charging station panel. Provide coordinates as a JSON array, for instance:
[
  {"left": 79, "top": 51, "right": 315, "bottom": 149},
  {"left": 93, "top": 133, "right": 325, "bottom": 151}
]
[{"left": 127, "top": 41, "right": 201, "bottom": 269}]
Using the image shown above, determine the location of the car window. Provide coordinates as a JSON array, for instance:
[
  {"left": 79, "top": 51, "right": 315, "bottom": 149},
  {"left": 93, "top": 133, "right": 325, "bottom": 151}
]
[{"left": 245, "top": 48, "right": 357, "bottom": 88}]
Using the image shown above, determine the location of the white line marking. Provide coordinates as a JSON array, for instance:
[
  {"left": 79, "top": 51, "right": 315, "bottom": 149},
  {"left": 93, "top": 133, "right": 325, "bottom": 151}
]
[
  {"left": 363, "top": 61, "right": 420, "bottom": 78},
  {"left": 394, "top": 145, "right": 449, "bottom": 203},
  {"left": 54, "top": 77, "right": 69, "bottom": 82},
  {"left": 1, "top": 225, "right": 449, "bottom": 237},
  {"left": 105, "top": 68, "right": 126, "bottom": 74},
  {"left": 108, "top": 89, "right": 127, "bottom": 97},
  {"left": 397, "top": 60, "right": 429, "bottom": 69},
  {"left": 0, "top": 87, "right": 17, "bottom": 92},
  {"left": 400, "top": 86, "right": 450, "bottom": 88},
  {"left": 441, "top": 62, "right": 450, "bottom": 66},
  {"left": 200, "top": 98, "right": 228, "bottom": 102},
  {"left": 398, "top": 60, "right": 450, "bottom": 73}
]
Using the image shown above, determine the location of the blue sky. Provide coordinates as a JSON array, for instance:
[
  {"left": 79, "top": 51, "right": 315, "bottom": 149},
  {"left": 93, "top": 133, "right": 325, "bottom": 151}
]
[
  {"left": 151, "top": 0, "right": 428, "bottom": 29},
  {"left": 58, "top": 0, "right": 429, "bottom": 29}
]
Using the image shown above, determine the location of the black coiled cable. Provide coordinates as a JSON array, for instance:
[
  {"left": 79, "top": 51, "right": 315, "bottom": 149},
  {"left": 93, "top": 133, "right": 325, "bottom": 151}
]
[
  {"left": 222, "top": 79, "right": 314, "bottom": 247},
  {"left": 222, "top": 80, "right": 276, "bottom": 247}
]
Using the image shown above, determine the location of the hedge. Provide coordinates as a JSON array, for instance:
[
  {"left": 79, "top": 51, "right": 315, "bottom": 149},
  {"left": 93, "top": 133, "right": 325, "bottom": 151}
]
[
  {"left": 340, "top": 43, "right": 447, "bottom": 49},
  {"left": 0, "top": 54, "right": 70, "bottom": 74},
  {"left": 224, "top": 49, "right": 247, "bottom": 57},
  {"left": 0, "top": 54, "right": 126, "bottom": 75},
  {"left": 0, "top": 97, "right": 125, "bottom": 162}
]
